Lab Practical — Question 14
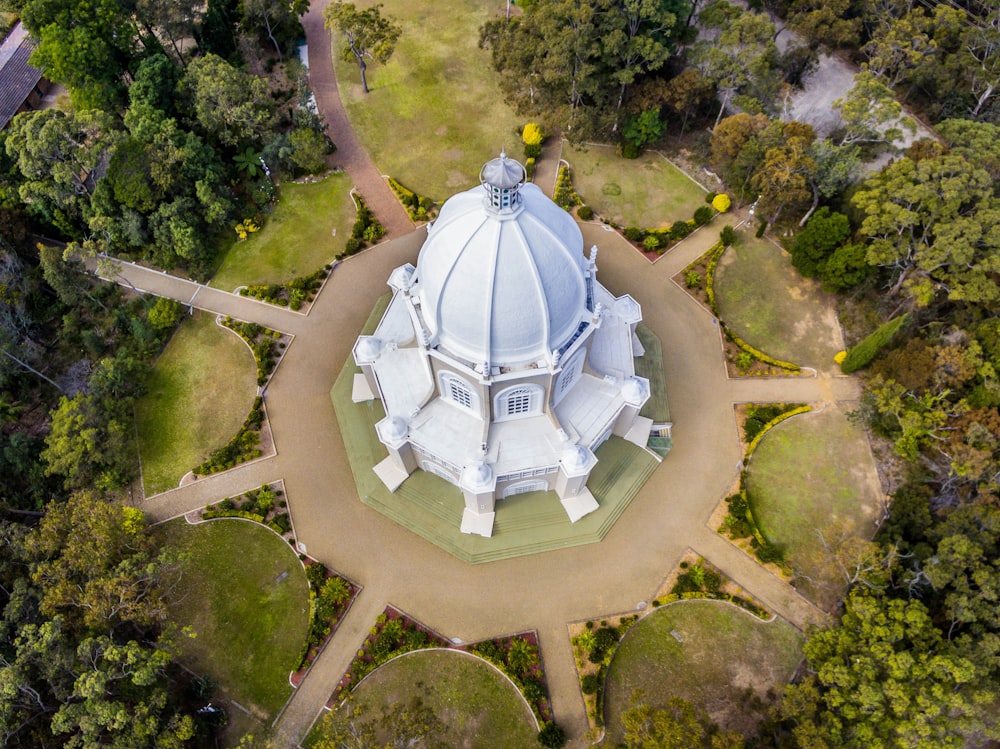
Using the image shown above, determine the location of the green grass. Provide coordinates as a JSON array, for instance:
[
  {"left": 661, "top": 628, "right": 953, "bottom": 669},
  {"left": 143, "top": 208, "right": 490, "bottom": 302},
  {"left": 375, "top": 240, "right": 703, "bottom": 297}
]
[
  {"left": 156, "top": 519, "right": 309, "bottom": 720},
  {"left": 604, "top": 600, "right": 804, "bottom": 743},
  {"left": 135, "top": 312, "right": 257, "bottom": 495},
  {"left": 211, "top": 172, "right": 356, "bottom": 290},
  {"left": 562, "top": 143, "right": 707, "bottom": 227},
  {"left": 745, "top": 409, "right": 882, "bottom": 609},
  {"left": 332, "top": 0, "right": 522, "bottom": 200},
  {"left": 307, "top": 650, "right": 538, "bottom": 748},
  {"left": 714, "top": 229, "right": 843, "bottom": 370}
]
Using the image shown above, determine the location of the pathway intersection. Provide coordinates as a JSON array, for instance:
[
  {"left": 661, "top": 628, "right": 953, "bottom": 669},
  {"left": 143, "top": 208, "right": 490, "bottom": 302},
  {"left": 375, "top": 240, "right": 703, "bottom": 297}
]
[{"left": 99, "top": 214, "right": 865, "bottom": 746}]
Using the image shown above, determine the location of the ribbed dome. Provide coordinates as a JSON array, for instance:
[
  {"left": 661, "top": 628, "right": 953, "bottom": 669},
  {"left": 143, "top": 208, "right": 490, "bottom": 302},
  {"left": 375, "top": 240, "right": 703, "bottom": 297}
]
[{"left": 415, "top": 179, "right": 588, "bottom": 367}]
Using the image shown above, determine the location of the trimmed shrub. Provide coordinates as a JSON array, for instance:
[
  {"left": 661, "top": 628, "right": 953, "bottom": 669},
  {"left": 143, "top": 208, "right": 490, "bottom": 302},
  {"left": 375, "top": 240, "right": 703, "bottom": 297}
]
[
  {"left": 537, "top": 722, "right": 566, "bottom": 748},
  {"left": 581, "top": 673, "right": 601, "bottom": 695},
  {"left": 712, "top": 193, "right": 731, "bottom": 212},
  {"left": 620, "top": 141, "right": 641, "bottom": 159},
  {"left": 524, "top": 142, "right": 542, "bottom": 159},
  {"left": 670, "top": 220, "right": 693, "bottom": 240},
  {"left": 840, "top": 314, "right": 909, "bottom": 373},
  {"left": 693, "top": 205, "right": 714, "bottom": 226},
  {"left": 522, "top": 122, "right": 544, "bottom": 146},
  {"left": 685, "top": 270, "right": 702, "bottom": 289},
  {"left": 577, "top": 205, "right": 593, "bottom": 220},
  {"left": 624, "top": 226, "right": 645, "bottom": 242},
  {"left": 720, "top": 225, "right": 737, "bottom": 247},
  {"left": 525, "top": 157, "right": 536, "bottom": 180}
]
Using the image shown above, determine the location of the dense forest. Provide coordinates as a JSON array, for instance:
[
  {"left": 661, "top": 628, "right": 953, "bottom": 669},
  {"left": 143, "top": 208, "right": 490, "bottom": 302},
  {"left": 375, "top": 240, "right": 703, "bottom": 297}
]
[{"left": 0, "top": 0, "right": 998, "bottom": 745}]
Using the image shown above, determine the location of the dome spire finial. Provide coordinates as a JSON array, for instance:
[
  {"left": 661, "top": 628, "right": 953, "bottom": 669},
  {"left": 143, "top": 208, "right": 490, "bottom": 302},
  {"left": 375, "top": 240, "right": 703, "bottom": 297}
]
[{"left": 480, "top": 152, "right": 526, "bottom": 213}]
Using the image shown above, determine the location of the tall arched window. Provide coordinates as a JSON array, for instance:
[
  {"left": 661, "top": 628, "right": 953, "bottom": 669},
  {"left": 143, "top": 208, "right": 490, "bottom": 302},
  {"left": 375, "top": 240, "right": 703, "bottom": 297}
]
[
  {"left": 554, "top": 349, "right": 586, "bottom": 405},
  {"left": 439, "top": 371, "right": 479, "bottom": 412},
  {"left": 494, "top": 384, "right": 543, "bottom": 421}
]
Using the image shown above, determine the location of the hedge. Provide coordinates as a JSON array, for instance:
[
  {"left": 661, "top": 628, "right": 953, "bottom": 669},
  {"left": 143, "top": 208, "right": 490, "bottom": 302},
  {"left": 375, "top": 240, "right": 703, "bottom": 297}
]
[
  {"left": 201, "top": 509, "right": 265, "bottom": 523},
  {"left": 743, "top": 405, "right": 812, "bottom": 464},
  {"left": 387, "top": 177, "right": 435, "bottom": 222},
  {"left": 724, "top": 329, "right": 801, "bottom": 373},
  {"left": 840, "top": 314, "right": 909, "bottom": 373}
]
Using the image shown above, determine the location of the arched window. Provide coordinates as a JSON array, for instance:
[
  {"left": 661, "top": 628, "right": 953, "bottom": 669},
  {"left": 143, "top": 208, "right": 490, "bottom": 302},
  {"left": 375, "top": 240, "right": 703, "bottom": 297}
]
[
  {"left": 439, "top": 371, "right": 479, "bottom": 412},
  {"left": 554, "top": 349, "right": 586, "bottom": 405},
  {"left": 494, "top": 384, "right": 543, "bottom": 421}
]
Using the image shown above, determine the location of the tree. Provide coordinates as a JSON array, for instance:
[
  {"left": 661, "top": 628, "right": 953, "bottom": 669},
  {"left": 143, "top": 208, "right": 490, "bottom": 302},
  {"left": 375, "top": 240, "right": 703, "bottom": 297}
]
[
  {"left": 622, "top": 108, "right": 666, "bottom": 151},
  {"left": 833, "top": 70, "right": 916, "bottom": 147},
  {"left": 662, "top": 68, "right": 714, "bottom": 133},
  {"left": 852, "top": 148, "right": 1000, "bottom": 307},
  {"left": 619, "top": 692, "right": 743, "bottom": 748},
  {"left": 782, "top": 588, "right": 996, "bottom": 749},
  {"left": 693, "top": 8, "right": 779, "bottom": 126},
  {"left": 21, "top": 0, "right": 138, "bottom": 109},
  {"left": 800, "top": 139, "right": 860, "bottom": 225},
  {"left": 243, "top": 0, "right": 309, "bottom": 61},
  {"left": 786, "top": 0, "right": 861, "bottom": 49},
  {"left": 324, "top": 2, "right": 402, "bottom": 94},
  {"left": 791, "top": 207, "right": 851, "bottom": 278},
  {"left": 4, "top": 109, "right": 117, "bottom": 235},
  {"left": 180, "top": 53, "right": 275, "bottom": 147},
  {"left": 41, "top": 393, "right": 134, "bottom": 491}
]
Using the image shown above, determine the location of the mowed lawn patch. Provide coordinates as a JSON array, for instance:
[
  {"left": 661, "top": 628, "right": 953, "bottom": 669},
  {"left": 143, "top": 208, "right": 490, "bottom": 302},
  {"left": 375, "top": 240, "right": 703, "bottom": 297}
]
[
  {"left": 714, "top": 230, "right": 843, "bottom": 371},
  {"left": 157, "top": 519, "right": 309, "bottom": 719},
  {"left": 746, "top": 409, "right": 883, "bottom": 609},
  {"left": 307, "top": 650, "right": 538, "bottom": 748},
  {"left": 332, "top": 0, "right": 521, "bottom": 200},
  {"left": 211, "top": 172, "right": 355, "bottom": 290},
  {"left": 603, "top": 600, "right": 803, "bottom": 743},
  {"left": 562, "top": 143, "right": 707, "bottom": 227},
  {"left": 135, "top": 312, "right": 257, "bottom": 495}
]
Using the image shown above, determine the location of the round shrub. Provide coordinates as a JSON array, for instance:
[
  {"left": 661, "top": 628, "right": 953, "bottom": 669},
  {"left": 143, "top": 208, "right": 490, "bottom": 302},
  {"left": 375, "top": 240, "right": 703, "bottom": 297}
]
[
  {"left": 537, "top": 721, "right": 566, "bottom": 748},
  {"left": 624, "top": 226, "right": 645, "bottom": 242},
  {"left": 712, "top": 193, "right": 731, "bottom": 213},
  {"left": 581, "top": 673, "right": 601, "bottom": 695},
  {"left": 577, "top": 205, "right": 593, "bottom": 220},
  {"left": 621, "top": 141, "right": 641, "bottom": 159},
  {"left": 720, "top": 225, "right": 737, "bottom": 247},
  {"left": 705, "top": 191, "right": 717, "bottom": 203},
  {"left": 670, "top": 221, "right": 693, "bottom": 240},
  {"left": 693, "top": 205, "right": 714, "bottom": 226},
  {"left": 522, "top": 122, "right": 544, "bottom": 146},
  {"left": 524, "top": 142, "right": 542, "bottom": 159}
]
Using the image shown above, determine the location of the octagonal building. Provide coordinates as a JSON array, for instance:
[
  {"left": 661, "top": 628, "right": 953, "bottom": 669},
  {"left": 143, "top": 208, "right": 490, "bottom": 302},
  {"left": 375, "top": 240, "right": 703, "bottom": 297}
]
[{"left": 352, "top": 153, "right": 657, "bottom": 538}]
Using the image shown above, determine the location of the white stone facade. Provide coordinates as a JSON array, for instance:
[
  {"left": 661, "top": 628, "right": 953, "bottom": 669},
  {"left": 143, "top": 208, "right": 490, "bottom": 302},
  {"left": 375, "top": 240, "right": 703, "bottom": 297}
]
[{"left": 353, "top": 154, "right": 653, "bottom": 537}]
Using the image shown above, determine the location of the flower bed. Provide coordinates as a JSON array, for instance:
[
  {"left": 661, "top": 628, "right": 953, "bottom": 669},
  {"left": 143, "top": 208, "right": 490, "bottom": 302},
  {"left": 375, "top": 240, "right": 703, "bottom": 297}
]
[
  {"left": 239, "top": 265, "right": 332, "bottom": 311},
  {"left": 387, "top": 177, "right": 437, "bottom": 222},
  {"left": 291, "top": 562, "right": 359, "bottom": 679},
  {"left": 201, "top": 481, "right": 293, "bottom": 539},
  {"left": 334, "top": 607, "right": 553, "bottom": 723}
]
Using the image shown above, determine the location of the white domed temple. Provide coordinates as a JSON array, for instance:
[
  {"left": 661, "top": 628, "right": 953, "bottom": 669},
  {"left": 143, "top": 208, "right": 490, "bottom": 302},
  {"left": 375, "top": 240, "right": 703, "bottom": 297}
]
[{"left": 351, "top": 154, "right": 661, "bottom": 538}]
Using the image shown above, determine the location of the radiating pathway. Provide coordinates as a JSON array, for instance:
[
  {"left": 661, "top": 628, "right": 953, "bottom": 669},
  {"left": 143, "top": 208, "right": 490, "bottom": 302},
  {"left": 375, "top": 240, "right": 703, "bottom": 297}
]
[
  {"left": 90, "top": 207, "right": 878, "bottom": 746},
  {"left": 300, "top": 0, "right": 413, "bottom": 238}
]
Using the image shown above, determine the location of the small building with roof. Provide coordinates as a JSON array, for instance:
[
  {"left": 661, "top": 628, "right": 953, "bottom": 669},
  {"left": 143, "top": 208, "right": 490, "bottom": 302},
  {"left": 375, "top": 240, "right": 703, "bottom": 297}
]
[
  {"left": 352, "top": 153, "right": 663, "bottom": 538},
  {"left": 0, "top": 22, "right": 51, "bottom": 131}
]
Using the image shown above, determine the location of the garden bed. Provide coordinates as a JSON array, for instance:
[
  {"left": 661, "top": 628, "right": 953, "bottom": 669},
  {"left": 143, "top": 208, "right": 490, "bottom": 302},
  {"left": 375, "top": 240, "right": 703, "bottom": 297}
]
[{"left": 332, "top": 607, "right": 553, "bottom": 724}]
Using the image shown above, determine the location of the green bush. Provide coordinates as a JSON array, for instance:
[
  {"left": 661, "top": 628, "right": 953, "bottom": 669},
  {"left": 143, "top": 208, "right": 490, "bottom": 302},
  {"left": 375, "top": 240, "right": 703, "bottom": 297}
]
[
  {"left": 840, "top": 314, "right": 909, "bottom": 373},
  {"left": 620, "top": 141, "right": 641, "bottom": 159},
  {"left": 553, "top": 165, "right": 582, "bottom": 210},
  {"left": 685, "top": 270, "right": 702, "bottom": 289},
  {"left": 581, "top": 673, "right": 601, "bottom": 695},
  {"left": 577, "top": 205, "right": 593, "bottom": 220},
  {"left": 693, "top": 205, "right": 714, "bottom": 226},
  {"left": 537, "top": 721, "right": 566, "bottom": 748},
  {"left": 624, "top": 226, "right": 645, "bottom": 242},
  {"left": 670, "top": 221, "right": 693, "bottom": 240},
  {"left": 720, "top": 225, "right": 737, "bottom": 247},
  {"left": 525, "top": 157, "right": 535, "bottom": 180},
  {"left": 524, "top": 142, "right": 542, "bottom": 159}
]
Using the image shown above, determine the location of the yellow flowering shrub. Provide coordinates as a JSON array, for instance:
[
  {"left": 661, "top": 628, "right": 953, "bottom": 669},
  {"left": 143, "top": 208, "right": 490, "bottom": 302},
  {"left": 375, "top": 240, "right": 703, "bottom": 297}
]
[
  {"left": 522, "top": 122, "right": 544, "bottom": 146},
  {"left": 712, "top": 193, "right": 731, "bottom": 213}
]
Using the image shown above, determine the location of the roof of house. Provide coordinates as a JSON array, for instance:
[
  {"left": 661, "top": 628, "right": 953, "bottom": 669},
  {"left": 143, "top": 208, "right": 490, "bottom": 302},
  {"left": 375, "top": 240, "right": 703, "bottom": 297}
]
[{"left": 0, "top": 22, "right": 44, "bottom": 130}]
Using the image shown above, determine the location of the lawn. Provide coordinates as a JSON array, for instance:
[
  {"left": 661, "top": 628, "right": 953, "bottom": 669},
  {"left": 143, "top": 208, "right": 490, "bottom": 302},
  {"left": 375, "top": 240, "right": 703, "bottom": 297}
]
[
  {"left": 745, "top": 409, "right": 883, "bottom": 609},
  {"left": 135, "top": 312, "right": 257, "bottom": 495},
  {"left": 307, "top": 650, "right": 538, "bottom": 748},
  {"left": 156, "top": 519, "right": 309, "bottom": 720},
  {"left": 211, "top": 172, "right": 355, "bottom": 290},
  {"left": 603, "top": 600, "right": 804, "bottom": 743},
  {"left": 714, "top": 229, "right": 844, "bottom": 371},
  {"left": 332, "top": 0, "right": 522, "bottom": 200},
  {"left": 562, "top": 143, "right": 707, "bottom": 227}
]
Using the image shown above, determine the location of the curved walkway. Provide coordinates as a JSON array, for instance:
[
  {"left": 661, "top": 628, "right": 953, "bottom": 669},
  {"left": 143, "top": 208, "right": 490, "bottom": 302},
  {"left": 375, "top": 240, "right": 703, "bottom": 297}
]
[
  {"left": 94, "top": 210, "right": 878, "bottom": 746},
  {"left": 301, "top": 0, "right": 412, "bottom": 238}
]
